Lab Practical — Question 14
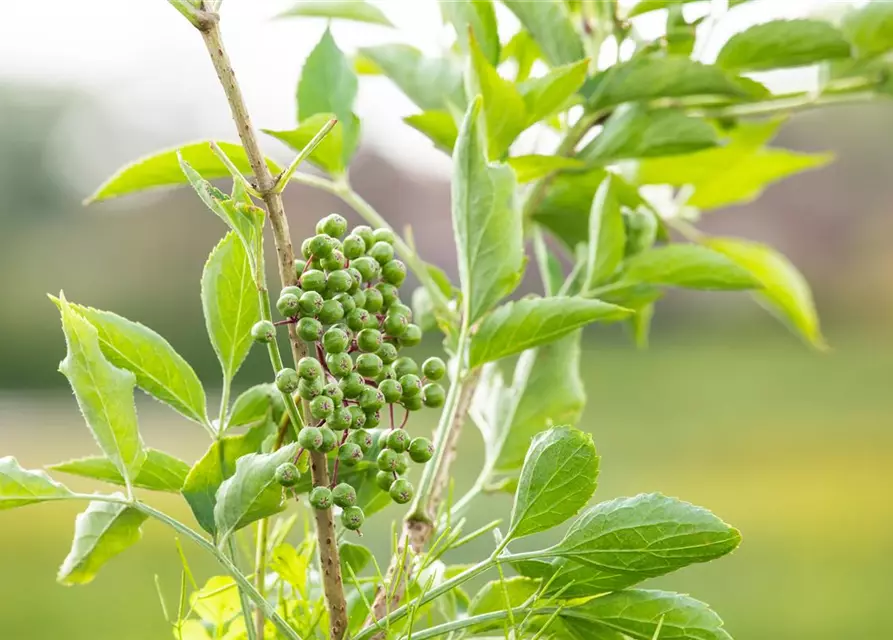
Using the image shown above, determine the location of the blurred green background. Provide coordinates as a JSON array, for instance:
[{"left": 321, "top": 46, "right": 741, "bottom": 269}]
[{"left": 2, "top": 1, "right": 893, "bottom": 639}]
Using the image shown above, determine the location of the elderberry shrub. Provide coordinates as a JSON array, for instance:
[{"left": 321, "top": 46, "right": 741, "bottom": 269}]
[{"left": 266, "top": 215, "right": 449, "bottom": 531}]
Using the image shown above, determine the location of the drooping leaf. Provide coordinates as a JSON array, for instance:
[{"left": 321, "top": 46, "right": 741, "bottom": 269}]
[
  {"left": 49, "top": 449, "right": 190, "bottom": 493},
  {"left": 548, "top": 493, "right": 741, "bottom": 593},
  {"left": 357, "top": 45, "right": 465, "bottom": 112},
  {"left": 201, "top": 232, "right": 260, "bottom": 383},
  {"left": 561, "top": 589, "right": 732, "bottom": 640},
  {"left": 582, "top": 105, "right": 718, "bottom": 164},
  {"left": 297, "top": 28, "right": 360, "bottom": 171},
  {"left": 55, "top": 301, "right": 207, "bottom": 427},
  {"left": 442, "top": 0, "right": 500, "bottom": 65},
  {"left": 57, "top": 497, "right": 148, "bottom": 585},
  {"left": 621, "top": 244, "right": 761, "bottom": 291},
  {"left": 264, "top": 113, "right": 352, "bottom": 176},
  {"left": 214, "top": 443, "right": 300, "bottom": 542},
  {"left": 85, "top": 142, "right": 281, "bottom": 204},
  {"left": 717, "top": 19, "right": 851, "bottom": 72},
  {"left": 508, "top": 427, "right": 599, "bottom": 540},
  {"left": 581, "top": 56, "right": 749, "bottom": 110},
  {"left": 277, "top": 0, "right": 393, "bottom": 26},
  {"left": 227, "top": 383, "right": 280, "bottom": 430},
  {"left": 502, "top": 0, "right": 585, "bottom": 66},
  {"left": 842, "top": 1, "right": 893, "bottom": 58},
  {"left": 469, "top": 297, "right": 631, "bottom": 367},
  {"left": 403, "top": 111, "right": 459, "bottom": 153},
  {"left": 467, "top": 577, "right": 540, "bottom": 621},
  {"left": 0, "top": 456, "right": 73, "bottom": 510},
  {"left": 507, "top": 155, "right": 585, "bottom": 183},
  {"left": 518, "top": 59, "right": 589, "bottom": 125},
  {"left": 452, "top": 97, "right": 524, "bottom": 324},
  {"left": 706, "top": 237, "right": 825, "bottom": 348},
  {"left": 57, "top": 296, "right": 146, "bottom": 488},
  {"left": 190, "top": 576, "right": 242, "bottom": 628},
  {"left": 339, "top": 541, "right": 373, "bottom": 576},
  {"left": 585, "top": 175, "right": 626, "bottom": 289}
]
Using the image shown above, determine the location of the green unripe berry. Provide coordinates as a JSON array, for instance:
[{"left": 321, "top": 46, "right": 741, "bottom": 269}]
[
  {"left": 422, "top": 383, "right": 446, "bottom": 408},
  {"left": 355, "top": 353, "right": 383, "bottom": 378},
  {"left": 346, "top": 308, "right": 371, "bottom": 332},
  {"left": 376, "top": 365, "right": 396, "bottom": 384},
  {"left": 326, "top": 352, "right": 353, "bottom": 378},
  {"left": 372, "top": 228, "right": 395, "bottom": 245},
  {"left": 326, "top": 269, "right": 353, "bottom": 294},
  {"left": 301, "top": 237, "right": 313, "bottom": 259},
  {"left": 351, "top": 289, "right": 367, "bottom": 309},
  {"left": 359, "top": 386, "right": 385, "bottom": 413},
  {"left": 338, "top": 443, "right": 364, "bottom": 467},
  {"left": 408, "top": 437, "right": 434, "bottom": 463},
  {"left": 319, "top": 299, "right": 345, "bottom": 325},
  {"left": 320, "top": 250, "right": 347, "bottom": 272},
  {"left": 347, "top": 267, "right": 363, "bottom": 293},
  {"left": 376, "top": 283, "right": 399, "bottom": 310},
  {"left": 348, "top": 428, "right": 373, "bottom": 452},
  {"left": 352, "top": 256, "right": 381, "bottom": 283},
  {"left": 400, "top": 324, "right": 423, "bottom": 348},
  {"left": 399, "top": 374, "right": 422, "bottom": 398},
  {"left": 335, "top": 292, "right": 356, "bottom": 315},
  {"left": 395, "top": 453, "right": 408, "bottom": 475},
  {"left": 347, "top": 406, "right": 367, "bottom": 430},
  {"left": 300, "top": 269, "right": 327, "bottom": 293},
  {"left": 402, "top": 394, "right": 423, "bottom": 412},
  {"left": 318, "top": 426, "right": 338, "bottom": 452},
  {"left": 308, "top": 234, "right": 335, "bottom": 258},
  {"left": 332, "top": 482, "right": 357, "bottom": 508},
  {"left": 378, "top": 342, "right": 399, "bottom": 365},
  {"left": 298, "top": 317, "right": 324, "bottom": 342},
  {"left": 340, "top": 372, "right": 365, "bottom": 399},
  {"left": 276, "top": 368, "right": 300, "bottom": 393},
  {"left": 386, "top": 428, "right": 410, "bottom": 453},
  {"left": 369, "top": 241, "right": 395, "bottom": 265},
  {"left": 389, "top": 478, "right": 414, "bottom": 504},
  {"left": 357, "top": 328, "right": 382, "bottom": 353},
  {"left": 317, "top": 213, "right": 348, "bottom": 238},
  {"left": 389, "top": 302, "right": 412, "bottom": 319},
  {"left": 297, "top": 357, "right": 323, "bottom": 381},
  {"left": 376, "top": 470, "right": 395, "bottom": 491},
  {"left": 377, "top": 448, "right": 400, "bottom": 472},
  {"left": 352, "top": 225, "right": 375, "bottom": 249},
  {"left": 252, "top": 320, "right": 276, "bottom": 343},
  {"left": 322, "top": 327, "right": 349, "bottom": 354},
  {"left": 422, "top": 357, "right": 446, "bottom": 381},
  {"left": 309, "top": 486, "right": 333, "bottom": 510},
  {"left": 310, "top": 395, "right": 335, "bottom": 420},
  {"left": 379, "top": 379, "right": 403, "bottom": 404},
  {"left": 293, "top": 259, "right": 307, "bottom": 276},
  {"left": 282, "top": 285, "right": 303, "bottom": 297},
  {"left": 275, "top": 462, "right": 300, "bottom": 487},
  {"left": 364, "top": 410, "right": 381, "bottom": 429},
  {"left": 341, "top": 506, "right": 365, "bottom": 530},
  {"left": 363, "top": 288, "right": 384, "bottom": 313},
  {"left": 383, "top": 313, "right": 408, "bottom": 338},
  {"left": 323, "top": 382, "right": 345, "bottom": 406},
  {"left": 381, "top": 259, "right": 407, "bottom": 286},
  {"left": 342, "top": 234, "right": 366, "bottom": 260},
  {"left": 364, "top": 312, "right": 380, "bottom": 330},
  {"left": 393, "top": 357, "right": 419, "bottom": 379},
  {"left": 328, "top": 406, "right": 352, "bottom": 430},
  {"left": 298, "top": 377, "right": 324, "bottom": 399},
  {"left": 298, "top": 426, "right": 323, "bottom": 451},
  {"left": 299, "top": 291, "right": 324, "bottom": 316},
  {"left": 277, "top": 293, "right": 300, "bottom": 317}
]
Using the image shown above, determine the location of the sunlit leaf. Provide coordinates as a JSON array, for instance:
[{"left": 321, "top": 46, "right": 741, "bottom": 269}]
[
  {"left": 442, "top": 0, "right": 500, "bottom": 64},
  {"left": 403, "top": 111, "right": 459, "bottom": 153},
  {"left": 842, "top": 1, "right": 893, "bottom": 58},
  {"left": 518, "top": 59, "right": 589, "bottom": 125},
  {"left": 277, "top": 0, "right": 393, "bottom": 26},
  {"left": 507, "top": 155, "right": 585, "bottom": 183},
  {"left": 621, "top": 244, "right": 761, "bottom": 291},
  {"left": 717, "top": 19, "right": 851, "bottom": 72},
  {"left": 49, "top": 449, "right": 190, "bottom": 493},
  {"left": 227, "top": 383, "right": 280, "bottom": 431},
  {"left": 0, "top": 456, "right": 73, "bottom": 510},
  {"left": 358, "top": 45, "right": 465, "bottom": 112},
  {"left": 190, "top": 576, "right": 241, "bottom": 628},
  {"left": 340, "top": 541, "right": 373, "bottom": 576},
  {"left": 585, "top": 175, "right": 626, "bottom": 289},
  {"left": 502, "top": 0, "right": 585, "bottom": 66},
  {"left": 264, "top": 113, "right": 351, "bottom": 176}
]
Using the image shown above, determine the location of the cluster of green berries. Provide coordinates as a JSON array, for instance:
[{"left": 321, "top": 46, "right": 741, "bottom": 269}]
[{"left": 255, "top": 214, "right": 447, "bottom": 531}]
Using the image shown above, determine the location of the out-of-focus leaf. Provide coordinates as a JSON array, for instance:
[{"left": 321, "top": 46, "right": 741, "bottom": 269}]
[
  {"left": 277, "top": 1, "right": 393, "bottom": 26},
  {"left": 442, "top": 0, "right": 500, "bottom": 64},
  {"left": 717, "top": 19, "right": 851, "bottom": 72},
  {"left": 358, "top": 45, "right": 465, "bottom": 112},
  {"left": 843, "top": 1, "right": 893, "bottom": 58},
  {"left": 501, "top": 30, "right": 542, "bottom": 82},
  {"left": 190, "top": 576, "right": 241, "bottom": 628},
  {"left": 49, "top": 449, "right": 189, "bottom": 493},
  {"left": 585, "top": 175, "right": 626, "bottom": 289},
  {"left": 271, "top": 543, "right": 311, "bottom": 598},
  {"left": 404, "top": 111, "right": 459, "bottom": 153},
  {"left": 507, "top": 155, "right": 585, "bottom": 183},
  {"left": 502, "top": 0, "right": 585, "bottom": 66},
  {"left": 621, "top": 244, "right": 761, "bottom": 291},
  {"left": 264, "top": 113, "right": 351, "bottom": 176},
  {"left": 627, "top": 0, "right": 750, "bottom": 18},
  {"left": 0, "top": 457, "right": 73, "bottom": 510},
  {"left": 467, "top": 577, "right": 540, "bottom": 625},
  {"left": 339, "top": 541, "right": 373, "bottom": 576},
  {"left": 227, "top": 383, "right": 279, "bottom": 430},
  {"left": 518, "top": 59, "right": 589, "bottom": 125}
]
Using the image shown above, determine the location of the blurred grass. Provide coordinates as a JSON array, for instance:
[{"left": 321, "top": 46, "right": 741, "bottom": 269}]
[{"left": 1, "top": 331, "right": 891, "bottom": 639}]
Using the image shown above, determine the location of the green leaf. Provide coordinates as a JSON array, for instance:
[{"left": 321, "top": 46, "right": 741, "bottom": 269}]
[
  {"left": 57, "top": 296, "right": 146, "bottom": 488},
  {"left": 582, "top": 105, "right": 718, "bottom": 164},
  {"left": 190, "top": 576, "right": 242, "bottom": 627},
  {"left": 297, "top": 28, "right": 360, "bottom": 171},
  {"left": 227, "top": 384, "right": 279, "bottom": 430},
  {"left": 271, "top": 544, "right": 311, "bottom": 598},
  {"left": 518, "top": 59, "right": 589, "bottom": 125},
  {"left": 264, "top": 113, "right": 353, "bottom": 176},
  {"left": 0, "top": 456, "right": 73, "bottom": 510},
  {"left": 467, "top": 32, "right": 528, "bottom": 159},
  {"left": 507, "top": 155, "right": 585, "bottom": 183},
  {"left": 182, "top": 425, "right": 277, "bottom": 535},
  {"left": 358, "top": 45, "right": 465, "bottom": 112},
  {"left": 452, "top": 97, "right": 524, "bottom": 324},
  {"left": 403, "top": 111, "right": 459, "bottom": 153},
  {"left": 55, "top": 302, "right": 207, "bottom": 427},
  {"left": 442, "top": 0, "right": 500, "bottom": 65},
  {"left": 502, "top": 0, "right": 585, "bottom": 66},
  {"left": 627, "top": 0, "right": 749, "bottom": 18},
  {"left": 201, "top": 232, "right": 261, "bottom": 383},
  {"left": 561, "top": 589, "right": 732, "bottom": 640},
  {"left": 549, "top": 493, "right": 741, "bottom": 593},
  {"left": 57, "top": 497, "right": 149, "bottom": 585},
  {"left": 469, "top": 297, "right": 631, "bottom": 367},
  {"left": 467, "top": 577, "right": 540, "bottom": 622},
  {"left": 621, "top": 244, "right": 761, "bottom": 291},
  {"left": 842, "top": 1, "right": 893, "bottom": 58},
  {"left": 277, "top": 1, "right": 393, "bottom": 26},
  {"left": 508, "top": 426, "right": 599, "bottom": 540},
  {"left": 339, "top": 541, "right": 373, "bottom": 576},
  {"left": 501, "top": 30, "right": 542, "bottom": 82},
  {"left": 585, "top": 175, "right": 626, "bottom": 289},
  {"left": 86, "top": 142, "right": 281, "bottom": 204},
  {"left": 717, "top": 19, "right": 851, "bottom": 72},
  {"left": 581, "top": 56, "right": 749, "bottom": 110},
  {"left": 706, "top": 237, "right": 825, "bottom": 348},
  {"left": 48, "top": 449, "right": 190, "bottom": 493},
  {"left": 214, "top": 443, "right": 299, "bottom": 542}
]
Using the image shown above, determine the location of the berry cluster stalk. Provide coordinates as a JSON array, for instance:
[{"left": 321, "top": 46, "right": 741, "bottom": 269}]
[{"left": 198, "top": 20, "right": 348, "bottom": 640}]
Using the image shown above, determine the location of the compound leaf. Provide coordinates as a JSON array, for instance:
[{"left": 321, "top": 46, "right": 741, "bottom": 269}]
[{"left": 0, "top": 456, "right": 73, "bottom": 510}]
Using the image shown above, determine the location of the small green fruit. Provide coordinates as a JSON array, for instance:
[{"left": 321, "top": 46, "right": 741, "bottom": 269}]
[
  {"left": 298, "top": 377, "right": 324, "bottom": 399},
  {"left": 326, "top": 352, "right": 353, "bottom": 378},
  {"left": 376, "top": 470, "right": 394, "bottom": 491},
  {"left": 323, "top": 382, "right": 345, "bottom": 406},
  {"left": 301, "top": 237, "right": 313, "bottom": 259},
  {"left": 383, "top": 313, "right": 408, "bottom": 337},
  {"left": 299, "top": 290, "right": 324, "bottom": 316},
  {"left": 379, "top": 379, "right": 403, "bottom": 404},
  {"left": 393, "top": 357, "right": 419, "bottom": 378},
  {"left": 298, "top": 357, "right": 323, "bottom": 381},
  {"left": 275, "top": 368, "right": 300, "bottom": 393},
  {"left": 335, "top": 292, "right": 356, "bottom": 314},
  {"left": 377, "top": 448, "right": 400, "bottom": 472},
  {"left": 342, "top": 233, "right": 365, "bottom": 259},
  {"left": 351, "top": 289, "right": 367, "bottom": 309},
  {"left": 298, "top": 317, "right": 323, "bottom": 342},
  {"left": 275, "top": 462, "right": 300, "bottom": 487},
  {"left": 320, "top": 250, "right": 347, "bottom": 272},
  {"left": 369, "top": 241, "right": 395, "bottom": 265},
  {"left": 422, "top": 383, "right": 445, "bottom": 408},
  {"left": 399, "top": 374, "right": 422, "bottom": 398},
  {"left": 348, "top": 429, "right": 373, "bottom": 452},
  {"left": 341, "top": 506, "right": 365, "bottom": 530},
  {"left": 355, "top": 353, "right": 383, "bottom": 378},
  {"left": 399, "top": 324, "right": 423, "bottom": 348},
  {"left": 402, "top": 394, "right": 423, "bottom": 412},
  {"left": 317, "top": 213, "right": 348, "bottom": 238},
  {"left": 338, "top": 443, "right": 364, "bottom": 466},
  {"left": 328, "top": 406, "right": 352, "bottom": 430},
  {"left": 408, "top": 437, "right": 434, "bottom": 463},
  {"left": 300, "top": 269, "right": 327, "bottom": 293},
  {"left": 389, "top": 478, "right": 414, "bottom": 504},
  {"left": 421, "top": 357, "right": 446, "bottom": 381},
  {"left": 395, "top": 453, "right": 408, "bottom": 474},
  {"left": 363, "top": 288, "right": 384, "bottom": 313},
  {"left": 340, "top": 372, "right": 365, "bottom": 399},
  {"left": 310, "top": 395, "right": 334, "bottom": 420},
  {"left": 309, "top": 486, "right": 333, "bottom": 510},
  {"left": 352, "top": 256, "right": 380, "bottom": 282},
  {"left": 293, "top": 259, "right": 307, "bottom": 276},
  {"left": 323, "top": 327, "right": 350, "bottom": 354},
  {"left": 357, "top": 328, "right": 383, "bottom": 353},
  {"left": 319, "top": 299, "right": 345, "bottom": 325},
  {"left": 377, "top": 342, "right": 399, "bottom": 365},
  {"left": 251, "top": 320, "right": 276, "bottom": 343},
  {"left": 364, "top": 410, "right": 381, "bottom": 429},
  {"left": 381, "top": 259, "right": 407, "bottom": 286},
  {"left": 372, "top": 228, "right": 395, "bottom": 245},
  {"left": 359, "top": 386, "right": 385, "bottom": 413},
  {"left": 308, "top": 234, "right": 335, "bottom": 258},
  {"left": 352, "top": 225, "right": 374, "bottom": 249},
  {"left": 347, "top": 406, "right": 367, "bottom": 430},
  {"left": 277, "top": 293, "right": 300, "bottom": 317},
  {"left": 346, "top": 308, "right": 371, "bottom": 332},
  {"left": 332, "top": 482, "right": 357, "bottom": 507},
  {"left": 298, "top": 426, "right": 323, "bottom": 451},
  {"left": 386, "top": 428, "right": 410, "bottom": 453},
  {"left": 282, "top": 285, "right": 303, "bottom": 298},
  {"left": 389, "top": 303, "right": 412, "bottom": 320},
  {"left": 376, "top": 283, "right": 399, "bottom": 309},
  {"left": 318, "top": 426, "right": 338, "bottom": 452},
  {"left": 326, "top": 269, "right": 353, "bottom": 294}
]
